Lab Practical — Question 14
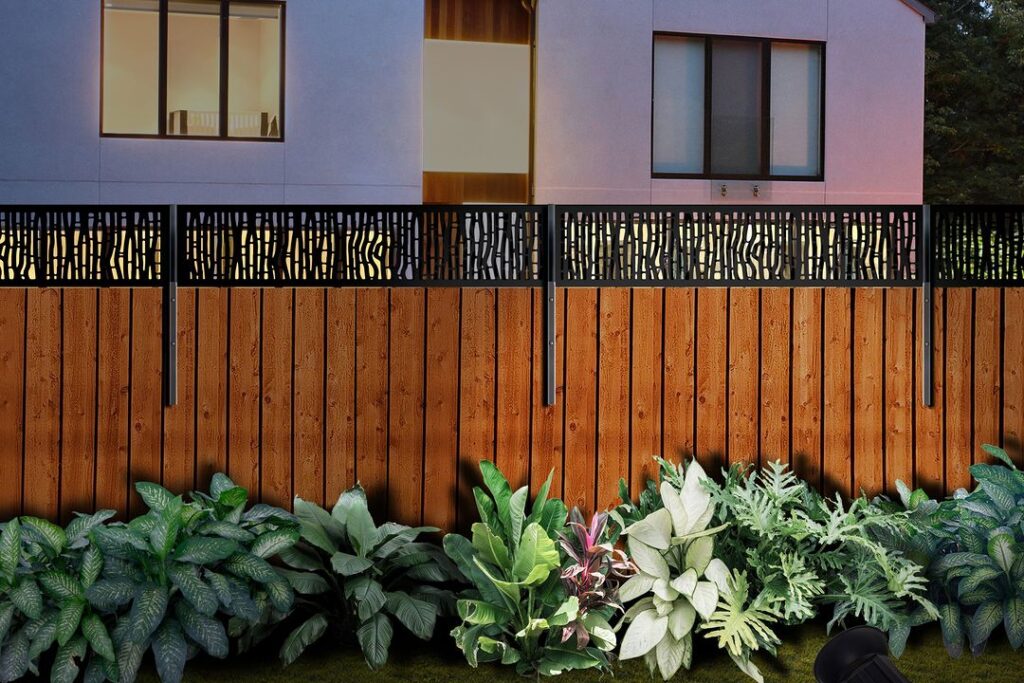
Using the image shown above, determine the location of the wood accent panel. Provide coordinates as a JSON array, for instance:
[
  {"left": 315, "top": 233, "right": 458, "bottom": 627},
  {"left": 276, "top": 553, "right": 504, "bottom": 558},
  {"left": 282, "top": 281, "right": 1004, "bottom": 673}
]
[
  {"left": 294, "top": 289, "right": 325, "bottom": 506},
  {"left": 95, "top": 289, "right": 130, "bottom": 516},
  {"left": 425, "top": 0, "right": 531, "bottom": 44},
  {"left": 0, "top": 291, "right": 25, "bottom": 519},
  {"left": 564, "top": 288, "right": 597, "bottom": 513},
  {"left": 885, "top": 288, "right": 915, "bottom": 493},
  {"left": 388, "top": 288, "right": 425, "bottom": 524},
  {"left": 423, "top": 172, "right": 529, "bottom": 205},
  {"left": 853, "top": 289, "right": 884, "bottom": 496},
  {"left": 791, "top": 288, "right": 822, "bottom": 488},
  {"left": 597, "top": 288, "right": 631, "bottom": 508},
  {"left": 760, "top": 289, "right": 790, "bottom": 467},
  {"left": 823, "top": 288, "right": 852, "bottom": 497},
  {"left": 496, "top": 289, "right": 532, "bottom": 492},
  {"left": 696, "top": 289, "right": 728, "bottom": 472},
  {"left": 728, "top": 289, "right": 759, "bottom": 468}
]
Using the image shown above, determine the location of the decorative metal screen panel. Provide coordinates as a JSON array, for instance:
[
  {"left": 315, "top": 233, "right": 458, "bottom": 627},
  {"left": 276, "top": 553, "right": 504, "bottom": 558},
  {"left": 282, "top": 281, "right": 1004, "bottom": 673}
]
[
  {"left": 0, "top": 207, "right": 165, "bottom": 285},
  {"left": 933, "top": 206, "right": 1024, "bottom": 285},
  {"left": 179, "top": 205, "right": 544, "bottom": 286},
  {"left": 558, "top": 206, "right": 921, "bottom": 285}
]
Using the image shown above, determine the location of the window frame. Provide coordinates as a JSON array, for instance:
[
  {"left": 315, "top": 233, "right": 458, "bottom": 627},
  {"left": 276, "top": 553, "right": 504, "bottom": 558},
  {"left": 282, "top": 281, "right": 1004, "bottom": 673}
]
[
  {"left": 650, "top": 31, "right": 825, "bottom": 182},
  {"left": 100, "top": 0, "right": 286, "bottom": 142}
]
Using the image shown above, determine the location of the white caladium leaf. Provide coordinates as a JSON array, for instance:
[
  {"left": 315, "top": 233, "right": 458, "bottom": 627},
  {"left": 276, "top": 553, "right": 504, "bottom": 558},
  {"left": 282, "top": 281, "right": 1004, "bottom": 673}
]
[
  {"left": 625, "top": 508, "right": 673, "bottom": 550},
  {"left": 678, "top": 461, "right": 713, "bottom": 535},
  {"left": 660, "top": 481, "right": 688, "bottom": 539},
  {"left": 653, "top": 595, "right": 674, "bottom": 616},
  {"left": 670, "top": 568, "right": 698, "bottom": 597},
  {"left": 704, "top": 558, "right": 731, "bottom": 593},
  {"left": 652, "top": 578, "right": 679, "bottom": 602},
  {"left": 619, "top": 573, "right": 657, "bottom": 603},
  {"left": 656, "top": 634, "right": 688, "bottom": 680},
  {"left": 689, "top": 580, "right": 719, "bottom": 619},
  {"left": 667, "top": 600, "right": 696, "bottom": 640},
  {"left": 685, "top": 536, "right": 714, "bottom": 575},
  {"left": 619, "top": 610, "right": 669, "bottom": 660},
  {"left": 628, "top": 536, "right": 669, "bottom": 581}
]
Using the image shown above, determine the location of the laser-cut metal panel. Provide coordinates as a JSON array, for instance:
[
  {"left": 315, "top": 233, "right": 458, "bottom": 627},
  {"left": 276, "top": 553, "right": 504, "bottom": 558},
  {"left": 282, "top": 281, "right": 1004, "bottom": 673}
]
[
  {"left": 557, "top": 206, "right": 921, "bottom": 286},
  {"left": 0, "top": 206, "right": 165, "bottom": 286},
  {"left": 179, "top": 205, "right": 544, "bottom": 286},
  {"left": 933, "top": 206, "right": 1024, "bottom": 285}
]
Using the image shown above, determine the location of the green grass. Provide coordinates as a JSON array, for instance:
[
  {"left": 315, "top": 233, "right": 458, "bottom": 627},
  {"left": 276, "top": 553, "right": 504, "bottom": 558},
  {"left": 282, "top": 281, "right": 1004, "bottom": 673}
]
[{"left": 131, "top": 621, "right": 1024, "bottom": 682}]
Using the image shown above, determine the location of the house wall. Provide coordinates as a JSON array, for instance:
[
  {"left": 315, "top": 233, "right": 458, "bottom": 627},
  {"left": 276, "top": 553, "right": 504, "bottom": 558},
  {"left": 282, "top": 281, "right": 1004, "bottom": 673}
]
[
  {"left": 533, "top": 0, "right": 928, "bottom": 204},
  {"left": 0, "top": 0, "right": 424, "bottom": 204}
]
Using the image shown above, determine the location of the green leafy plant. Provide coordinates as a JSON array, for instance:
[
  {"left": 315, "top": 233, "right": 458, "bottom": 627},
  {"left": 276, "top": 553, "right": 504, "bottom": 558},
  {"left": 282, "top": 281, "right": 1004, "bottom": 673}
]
[
  {"left": 88, "top": 475, "right": 299, "bottom": 683},
  {"left": 616, "top": 458, "right": 734, "bottom": 680},
  {"left": 888, "top": 444, "right": 1024, "bottom": 657},
  {"left": 275, "top": 485, "right": 462, "bottom": 670},
  {"left": 444, "top": 461, "right": 610, "bottom": 676}
]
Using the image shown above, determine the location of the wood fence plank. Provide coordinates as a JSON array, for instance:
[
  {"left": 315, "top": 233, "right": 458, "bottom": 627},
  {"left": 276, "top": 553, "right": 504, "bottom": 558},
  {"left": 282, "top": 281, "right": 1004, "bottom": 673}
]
[
  {"left": 356, "top": 289, "right": 389, "bottom": 514},
  {"left": 791, "top": 288, "right": 822, "bottom": 488},
  {"left": 945, "top": 288, "right": 973, "bottom": 492},
  {"left": 387, "top": 288, "right": 425, "bottom": 525},
  {"left": 162, "top": 289, "right": 195, "bottom": 498},
  {"left": 974, "top": 288, "right": 1002, "bottom": 464},
  {"left": 496, "top": 289, "right": 532, "bottom": 492},
  {"left": 564, "top": 288, "right": 597, "bottom": 515},
  {"left": 24, "top": 289, "right": 61, "bottom": 519},
  {"left": 597, "top": 288, "right": 631, "bottom": 509},
  {"left": 0, "top": 291, "right": 25, "bottom": 519},
  {"left": 423, "top": 288, "right": 460, "bottom": 531},
  {"left": 662, "top": 289, "right": 696, "bottom": 465},
  {"left": 294, "top": 289, "right": 325, "bottom": 506},
  {"left": 696, "top": 289, "right": 728, "bottom": 472},
  {"left": 885, "top": 289, "right": 914, "bottom": 494},
  {"left": 326, "top": 289, "right": 356, "bottom": 503},
  {"left": 459, "top": 288, "right": 496, "bottom": 528},
  {"left": 853, "top": 289, "right": 884, "bottom": 496},
  {"left": 129, "top": 288, "right": 162, "bottom": 516},
  {"left": 729, "top": 288, "right": 760, "bottom": 468},
  {"left": 915, "top": 288, "right": 945, "bottom": 494},
  {"left": 1005, "top": 288, "right": 1024, "bottom": 466},
  {"left": 60, "top": 289, "right": 97, "bottom": 520},
  {"left": 760, "top": 289, "right": 790, "bottom": 469},
  {"left": 228, "top": 289, "right": 261, "bottom": 496},
  {"left": 195, "top": 289, "right": 228, "bottom": 491},
  {"left": 261, "top": 289, "right": 293, "bottom": 507},
  {"left": 96, "top": 289, "right": 130, "bottom": 516},
  {"left": 531, "top": 288, "right": 564, "bottom": 497},
  {"left": 631, "top": 288, "right": 663, "bottom": 494},
  {"left": 823, "top": 288, "right": 852, "bottom": 497}
]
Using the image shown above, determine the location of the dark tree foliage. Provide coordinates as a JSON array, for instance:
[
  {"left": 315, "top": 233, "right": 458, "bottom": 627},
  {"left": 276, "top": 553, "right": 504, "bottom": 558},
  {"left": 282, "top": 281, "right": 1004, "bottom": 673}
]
[{"left": 926, "top": 0, "right": 1024, "bottom": 203}]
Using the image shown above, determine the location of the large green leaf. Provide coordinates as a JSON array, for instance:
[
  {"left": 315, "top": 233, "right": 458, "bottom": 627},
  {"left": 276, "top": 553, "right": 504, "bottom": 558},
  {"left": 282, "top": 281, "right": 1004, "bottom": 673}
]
[
  {"left": 342, "top": 497, "right": 378, "bottom": 558},
  {"left": 371, "top": 524, "right": 436, "bottom": 560},
  {"left": 331, "top": 551, "right": 373, "bottom": 577},
  {"left": 26, "top": 611, "right": 57, "bottom": 660},
  {"left": 330, "top": 486, "right": 366, "bottom": 531},
  {"left": 50, "top": 636, "right": 87, "bottom": 683},
  {"left": 1004, "top": 597, "right": 1024, "bottom": 650},
  {"left": 628, "top": 537, "right": 669, "bottom": 581},
  {"left": 508, "top": 486, "right": 528, "bottom": 548},
  {"left": 176, "top": 601, "right": 228, "bottom": 657},
  {"left": 85, "top": 578, "right": 137, "bottom": 612},
  {"left": 471, "top": 523, "right": 511, "bottom": 571},
  {"left": 511, "top": 523, "right": 559, "bottom": 585},
  {"left": 479, "top": 461, "right": 513, "bottom": 536},
  {"left": 82, "top": 613, "right": 116, "bottom": 661},
  {"left": 21, "top": 517, "right": 67, "bottom": 557},
  {"left": 151, "top": 619, "right": 188, "bottom": 683},
  {"left": 537, "top": 646, "right": 603, "bottom": 676},
  {"left": 456, "top": 599, "right": 513, "bottom": 626},
  {"left": 224, "top": 552, "right": 278, "bottom": 583},
  {"left": 39, "top": 570, "right": 85, "bottom": 602},
  {"left": 135, "top": 482, "right": 176, "bottom": 512},
  {"left": 277, "top": 546, "right": 324, "bottom": 572},
  {"left": 66, "top": 510, "right": 116, "bottom": 548},
  {"left": 266, "top": 579, "right": 295, "bottom": 613},
  {"left": 346, "top": 576, "right": 387, "bottom": 622},
  {"left": 0, "top": 627, "right": 29, "bottom": 683},
  {"left": 988, "top": 529, "right": 1018, "bottom": 574},
  {"left": 294, "top": 497, "right": 343, "bottom": 552},
  {"left": 969, "top": 600, "right": 1003, "bottom": 650},
  {"left": 443, "top": 534, "right": 507, "bottom": 607},
  {"left": 80, "top": 546, "right": 104, "bottom": 588},
  {"left": 10, "top": 579, "right": 43, "bottom": 619},
  {"left": 275, "top": 568, "right": 329, "bottom": 595},
  {"left": 280, "top": 613, "right": 329, "bottom": 667},
  {"left": 250, "top": 528, "right": 299, "bottom": 559},
  {"left": 55, "top": 600, "right": 85, "bottom": 646},
  {"left": 981, "top": 444, "right": 1018, "bottom": 470},
  {"left": 356, "top": 612, "right": 394, "bottom": 670},
  {"left": 938, "top": 603, "right": 965, "bottom": 658},
  {"left": 625, "top": 508, "right": 673, "bottom": 551},
  {"left": 0, "top": 519, "right": 20, "bottom": 582},
  {"left": 209, "top": 473, "right": 236, "bottom": 498},
  {"left": 198, "top": 521, "right": 255, "bottom": 543},
  {"left": 126, "top": 586, "right": 169, "bottom": 645},
  {"left": 0, "top": 602, "right": 15, "bottom": 642},
  {"left": 173, "top": 537, "right": 238, "bottom": 564},
  {"left": 168, "top": 563, "right": 218, "bottom": 616},
  {"left": 527, "top": 469, "right": 555, "bottom": 527},
  {"left": 384, "top": 591, "right": 437, "bottom": 640},
  {"left": 619, "top": 609, "right": 669, "bottom": 660}
]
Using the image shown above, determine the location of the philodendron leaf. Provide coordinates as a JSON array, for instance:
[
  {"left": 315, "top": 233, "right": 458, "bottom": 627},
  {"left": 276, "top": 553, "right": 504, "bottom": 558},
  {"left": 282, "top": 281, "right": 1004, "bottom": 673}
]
[
  {"left": 385, "top": 591, "right": 437, "bottom": 640},
  {"left": 508, "top": 486, "right": 528, "bottom": 548},
  {"left": 619, "top": 609, "right": 669, "bottom": 660},
  {"left": 39, "top": 570, "right": 85, "bottom": 602},
  {"left": 331, "top": 551, "right": 374, "bottom": 577},
  {"left": 479, "top": 461, "right": 513, "bottom": 536},
  {"left": 85, "top": 578, "right": 137, "bottom": 612},
  {"left": 619, "top": 573, "right": 656, "bottom": 602},
  {"left": 80, "top": 546, "right": 104, "bottom": 588},
  {"left": 357, "top": 612, "right": 395, "bottom": 670},
  {"left": 276, "top": 568, "right": 329, "bottom": 595},
  {"left": 224, "top": 552, "right": 278, "bottom": 584},
  {"left": 66, "top": 510, "right": 116, "bottom": 547},
  {"left": 685, "top": 536, "right": 714, "bottom": 575},
  {"left": 982, "top": 444, "right": 1018, "bottom": 470},
  {"left": 280, "top": 613, "right": 329, "bottom": 667},
  {"left": 343, "top": 496, "right": 378, "bottom": 558},
  {"left": 1, "top": 627, "right": 30, "bottom": 681},
  {"left": 209, "top": 473, "right": 237, "bottom": 498},
  {"left": 668, "top": 601, "right": 696, "bottom": 640},
  {"left": 55, "top": 600, "right": 85, "bottom": 646},
  {"left": 969, "top": 601, "right": 1003, "bottom": 651},
  {"left": 151, "top": 620, "right": 188, "bottom": 683},
  {"left": 511, "top": 524, "right": 560, "bottom": 585},
  {"left": 168, "top": 563, "right": 218, "bottom": 616},
  {"left": 689, "top": 581, "right": 719, "bottom": 620},
  {"left": 294, "top": 497, "right": 342, "bottom": 554},
  {"left": 656, "top": 633, "right": 689, "bottom": 680},
  {"left": 938, "top": 603, "right": 965, "bottom": 658}
]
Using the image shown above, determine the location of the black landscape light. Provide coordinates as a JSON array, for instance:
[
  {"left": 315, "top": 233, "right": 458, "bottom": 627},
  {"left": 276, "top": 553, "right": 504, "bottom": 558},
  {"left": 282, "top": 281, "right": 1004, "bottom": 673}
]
[{"left": 813, "top": 626, "right": 911, "bottom": 683}]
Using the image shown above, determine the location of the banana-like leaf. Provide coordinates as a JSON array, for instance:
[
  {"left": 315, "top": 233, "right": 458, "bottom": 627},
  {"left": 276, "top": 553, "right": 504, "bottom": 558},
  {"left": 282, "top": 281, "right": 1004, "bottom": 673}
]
[
  {"left": 384, "top": 591, "right": 437, "bottom": 640},
  {"left": 280, "top": 613, "right": 328, "bottom": 667},
  {"left": 356, "top": 612, "right": 394, "bottom": 670},
  {"left": 151, "top": 619, "right": 188, "bottom": 683}
]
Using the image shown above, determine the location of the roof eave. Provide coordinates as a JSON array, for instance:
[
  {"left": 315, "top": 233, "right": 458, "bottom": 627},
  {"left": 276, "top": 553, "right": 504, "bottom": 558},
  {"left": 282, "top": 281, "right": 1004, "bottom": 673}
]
[{"left": 900, "top": 0, "right": 937, "bottom": 24}]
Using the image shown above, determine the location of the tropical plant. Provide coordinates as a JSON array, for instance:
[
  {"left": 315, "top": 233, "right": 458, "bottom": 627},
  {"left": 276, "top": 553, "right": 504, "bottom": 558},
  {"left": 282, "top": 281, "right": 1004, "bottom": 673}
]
[
  {"left": 88, "top": 475, "right": 299, "bottom": 683},
  {"left": 0, "top": 511, "right": 116, "bottom": 683},
  {"left": 274, "top": 486, "right": 462, "bottom": 670},
  {"left": 615, "top": 458, "right": 734, "bottom": 680},
  {"left": 557, "top": 509, "right": 636, "bottom": 647},
  {"left": 444, "top": 461, "right": 611, "bottom": 676},
  {"left": 886, "top": 444, "right": 1024, "bottom": 658}
]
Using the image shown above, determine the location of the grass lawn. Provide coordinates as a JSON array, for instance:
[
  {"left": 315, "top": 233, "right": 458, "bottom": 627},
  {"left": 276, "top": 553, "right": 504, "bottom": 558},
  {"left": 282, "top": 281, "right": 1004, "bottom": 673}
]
[{"left": 132, "top": 621, "right": 1024, "bottom": 682}]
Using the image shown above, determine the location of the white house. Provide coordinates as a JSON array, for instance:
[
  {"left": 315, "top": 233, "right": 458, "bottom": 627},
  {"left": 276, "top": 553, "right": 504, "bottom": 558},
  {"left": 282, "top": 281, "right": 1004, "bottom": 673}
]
[{"left": 0, "top": 0, "right": 935, "bottom": 206}]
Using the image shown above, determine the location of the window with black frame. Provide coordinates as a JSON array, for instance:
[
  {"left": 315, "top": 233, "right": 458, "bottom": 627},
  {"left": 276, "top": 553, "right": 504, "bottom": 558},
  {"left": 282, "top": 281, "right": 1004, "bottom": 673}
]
[
  {"left": 101, "top": 0, "right": 284, "bottom": 140},
  {"left": 652, "top": 33, "right": 824, "bottom": 180}
]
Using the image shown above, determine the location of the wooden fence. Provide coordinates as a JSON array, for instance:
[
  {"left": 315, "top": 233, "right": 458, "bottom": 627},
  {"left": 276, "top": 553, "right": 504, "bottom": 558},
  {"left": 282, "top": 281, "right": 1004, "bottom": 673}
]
[{"left": 0, "top": 285, "right": 1020, "bottom": 530}]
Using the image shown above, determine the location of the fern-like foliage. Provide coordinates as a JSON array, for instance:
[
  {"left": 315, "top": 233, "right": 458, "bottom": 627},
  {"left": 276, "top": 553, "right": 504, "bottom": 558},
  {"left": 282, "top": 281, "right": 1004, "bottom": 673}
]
[{"left": 701, "top": 570, "right": 781, "bottom": 683}]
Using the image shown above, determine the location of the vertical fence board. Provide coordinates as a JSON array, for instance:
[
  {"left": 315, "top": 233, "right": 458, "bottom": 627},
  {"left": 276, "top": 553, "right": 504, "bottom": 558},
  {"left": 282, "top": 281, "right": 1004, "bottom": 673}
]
[
  {"left": 823, "top": 289, "right": 852, "bottom": 497},
  {"left": 24, "top": 290, "right": 61, "bottom": 519},
  {"left": 662, "top": 289, "right": 696, "bottom": 464},
  {"left": 388, "top": 288, "right": 425, "bottom": 525},
  {"left": 885, "top": 289, "right": 915, "bottom": 493},
  {"left": 974, "top": 288, "right": 1002, "bottom": 464},
  {"left": 945, "top": 288, "right": 973, "bottom": 492},
  {"left": 853, "top": 289, "right": 884, "bottom": 496},
  {"left": 564, "top": 288, "right": 598, "bottom": 514},
  {"left": 597, "top": 288, "right": 631, "bottom": 508},
  {"left": 729, "top": 288, "right": 760, "bottom": 468},
  {"left": 60, "top": 289, "right": 97, "bottom": 519},
  {"left": 916, "top": 288, "right": 945, "bottom": 494},
  {"left": 294, "top": 289, "right": 325, "bottom": 506},
  {"left": 228, "top": 289, "right": 262, "bottom": 495},
  {"left": 195, "top": 289, "right": 228, "bottom": 490},
  {"left": 356, "top": 289, "right": 389, "bottom": 514},
  {"left": 459, "top": 288, "right": 496, "bottom": 527},
  {"left": 0, "top": 291, "right": 25, "bottom": 518},
  {"left": 1005, "top": 289, "right": 1024, "bottom": 466},
  {"left": 631, "top": 288, "right": 663, "bottom": 494},
  {"left": 791, "top": 289, "right": 822, "bottom": 488},
  {"left": 423, "top": 289, "right": 460, "bottom": 531},
  {"left": 496, "top": 289, "right": 532, "bottom": 492},
  {"left": 128, "top": 289, "right": 162, "bottom": 516},
  {"left": 760, "top": 289, "right": 791, "bottom": 469},
  {"left": 162, "top": 290, "right": 195, "bottom": 498},
  {"left": 326, "top": 289, "right": 356, "bottom": 502},
  {"left": 696, "top": 289, "right": 728, "bottom": 472},
  {"left": 261, "top": 289, "right": 293, "bottom": 507},
  {"left": 531, "top": 288, "right": 564, "bottom": 496},
  {"left": 96, "top": 289, "right": 130, "bottom": 516}
]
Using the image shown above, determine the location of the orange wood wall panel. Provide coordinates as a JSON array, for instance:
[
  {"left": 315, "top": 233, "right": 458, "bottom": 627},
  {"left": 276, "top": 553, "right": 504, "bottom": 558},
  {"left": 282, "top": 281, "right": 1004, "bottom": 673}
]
[
  {"left": 630, "top": 288, "right": 663, "bottom": 495},
  {"left": 760, "top": 289, "right": 790, "bottom": 468},
  {"left": 662, "top": 289, "right": 696, "bottom": 466},
  {"left": 696, "top": 289, "right": 728, "bottom": 473},
  {"left": 162, "top": 290, "right": 195, "bottom": 498},
  {"left": 96, "top": 289, "right": 130, "bottom": 516},
  {"left": 530, "top": 288, "right": 564, "bottom": 497},
  {"left": 853, "top": 289, "right": 884, "bottom": 496},
  {"left": 423, "top": 288, "right": 460, "bottom": 531},
  {"left": 355, "top": 289, "right": 389, "bottom": 514},
  {"left": 326, "top": 289, "right": 356, "bottom": 501},
  {"left": 823, "top": 288, "right": 852, "bottom": 497},
  {"left": 128, "top": 289, "right": 162, "bottom": 517},
  {"left": 294, "top": 289, "right": 326, "bottom": 507},
  {"left": 596, "top": 288, "right": 631, "bottom": 508},
  {"left": 496, "top": 289, "right": 532, "bottom": 492},
  {"left": 885, "top": 289, "right": 915, "bottom": 493},
  {"left": 563, "top": 288, "right": 597, "bottom": 513},
  {"left": 261, "top": 289, "right": 294, "bottom": 507},
  {"left": 1005, "top": 289, "right": 1024, "bottom": 467},
  {"left": 60, "top": 289, "right": 97, "bottom": 521},
  {"left": 728, "top": 288, "right": 760, "bottom": 468},
  {"left": 0, "top": 291, "right": 25, "bottom": 519},
  {"left": 228, "top": 288, "right": 262, "bottom": 496},
  {"left": 195, "top": 289, "right": 228, "bottom": 492},
  {"left": 945, "top": 288, "right": 973, "bottom": 492},
  {"left": 974, "top": 289, "right": 1002, "bottom": 465},
  {"left": 916, "top": 288, "right": 945, "bottom": 494},
  {"left": 791, "top": 288, "right": 822, "bottom": 489},
  {"left": 387, "top": 288, "right": 425, "bottom": 525}
]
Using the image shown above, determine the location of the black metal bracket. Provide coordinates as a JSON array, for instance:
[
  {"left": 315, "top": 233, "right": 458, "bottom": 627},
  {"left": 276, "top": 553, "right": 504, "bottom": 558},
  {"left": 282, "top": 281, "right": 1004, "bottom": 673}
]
[
  {"left": 544, "top": 204, "right": 557, "bottom": 406},
  {"left": 921, "top": 204, "right": 934, "bottom": 407},
  {"left": 163, "top": 205, "right": 178, "bottom": 407}
]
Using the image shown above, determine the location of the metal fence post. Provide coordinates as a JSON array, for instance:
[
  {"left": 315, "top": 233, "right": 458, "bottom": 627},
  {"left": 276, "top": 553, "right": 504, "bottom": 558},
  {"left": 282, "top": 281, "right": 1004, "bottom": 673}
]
[
  {"left": 163, "top": 205, "right": 178, "bottom": 407},
  {"left": 544, "top": 204, "right": 557, "bottom": 407},
  {"left": 921, "top": 204, "right": 934, "bottom": 407}
]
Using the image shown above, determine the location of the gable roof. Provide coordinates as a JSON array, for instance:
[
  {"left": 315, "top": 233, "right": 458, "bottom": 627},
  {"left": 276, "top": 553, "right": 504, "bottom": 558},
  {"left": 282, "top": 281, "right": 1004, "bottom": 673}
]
[{"left": 898, "top": 0, "right": 937, "bottom": 24}]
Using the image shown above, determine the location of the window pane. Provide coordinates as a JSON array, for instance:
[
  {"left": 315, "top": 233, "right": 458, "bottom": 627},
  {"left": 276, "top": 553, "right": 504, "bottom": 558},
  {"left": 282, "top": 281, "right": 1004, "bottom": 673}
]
[
  {"left": 709, "top": 39, "right": 762, "bottom": 176},
  {"left": 770, "top": 43, "right": 822, "bottom": 177},
  {"left": 652, "top": 36, "right": 705, "bottom": 174},
  {"left": 228, "top": 2, "right": 283, "bottom": 138},
  {"left": 167, "top": 0, "right": 221, "bottom": 136},
  {"left": 102, "top": 0, "right": 160, "bottom": 134}
]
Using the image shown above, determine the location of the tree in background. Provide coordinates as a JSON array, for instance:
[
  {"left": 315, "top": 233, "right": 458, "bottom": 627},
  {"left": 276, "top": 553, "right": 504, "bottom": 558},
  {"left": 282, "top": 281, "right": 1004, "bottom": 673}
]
[{"left": 926, "top": 0, "right": 1024, "bottom": 203}]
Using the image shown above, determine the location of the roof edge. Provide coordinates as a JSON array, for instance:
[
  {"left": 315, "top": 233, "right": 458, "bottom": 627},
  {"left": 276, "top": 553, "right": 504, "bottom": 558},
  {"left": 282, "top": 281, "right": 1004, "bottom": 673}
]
[{"left": 899, "top": 0, "right": 937, "bottom": 24}]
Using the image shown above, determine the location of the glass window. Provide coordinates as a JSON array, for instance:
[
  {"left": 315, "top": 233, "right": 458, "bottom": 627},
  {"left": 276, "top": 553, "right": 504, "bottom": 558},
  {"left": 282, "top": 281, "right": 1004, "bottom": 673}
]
[
  {"left": 167, "top": 0, "right": 221, "bottom": 136},
  {"left": 652, "top": 36, "right": 705, "bottom": 174},
  {"left": 770, "top": 42, "right": 823, "bottom": 177},
  {"left": 228, "top": 2, "right": 283, "bottom": 138},
  {"left": 709, "top": 39, "right": 763, "bottom": 176},
  {"left": 102, "top": 0, "right": 160, "bottom": 135}
]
